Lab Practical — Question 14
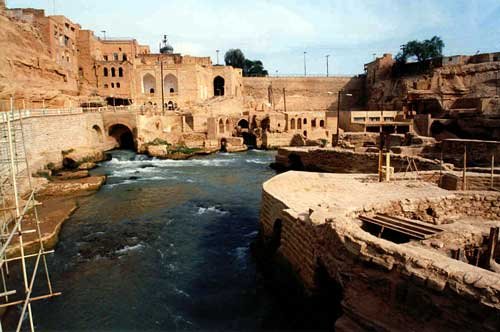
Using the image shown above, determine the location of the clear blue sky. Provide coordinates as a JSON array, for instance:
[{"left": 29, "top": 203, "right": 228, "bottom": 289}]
[{"left": 7, "top": 0, "right": 500, "bottom": 75}]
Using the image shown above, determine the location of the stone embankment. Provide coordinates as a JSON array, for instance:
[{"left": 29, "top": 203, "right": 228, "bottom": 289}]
[
  {"left": 259, "top": 171, "right": 500, "bottom": 331},
  {"left": 271, "top": 146, "right": 449, "bottom": 173}
]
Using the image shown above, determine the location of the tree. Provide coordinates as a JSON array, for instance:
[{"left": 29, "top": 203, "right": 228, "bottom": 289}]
[
  {"left": 396, "top": 36, "right": 445, "bottom": 63},
  {"left": 244, "top": 59, "right": 268, "bottom": 77},
  {"left": 224, "top": 49, "right": 245, "bottom": 69},
  {"left": 224, "top": 49, "right": 268, "bottom": 77}
]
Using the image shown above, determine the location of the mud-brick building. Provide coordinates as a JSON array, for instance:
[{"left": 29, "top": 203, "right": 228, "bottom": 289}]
[{"left": 78, "top": 34, "right": 243, "bottom": 108}]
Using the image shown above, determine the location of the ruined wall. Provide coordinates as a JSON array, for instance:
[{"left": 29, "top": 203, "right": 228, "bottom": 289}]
[{"left": 243, "top": 77, "right": 365, "bottom": 112}]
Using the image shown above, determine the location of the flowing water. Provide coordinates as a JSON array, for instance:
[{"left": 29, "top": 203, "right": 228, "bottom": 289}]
[{"left": 30, "top": 150, "right": 282, "bottom": 331}]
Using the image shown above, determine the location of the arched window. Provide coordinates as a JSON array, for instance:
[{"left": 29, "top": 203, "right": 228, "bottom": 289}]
[
  {"left": 104, "top": 83, "right": 109, "bottom": 88},
  {"left": 163, "top": 74, "right": 178, "bottom": 94},
  {"left": 122, "top": 54, "right": 127, "bottom": 61},
  {"left": 303, "top": 118, "right": 307, "bottom": 125},
  {"left": 320, "top": 120, "right": 325, "bottom": 128},
  {"left": 225, "top": 119, "right": 230, "bottom": 133},
  {"left": 103, "top": 67, "right": 108, "bottom": 77},
  {"left": 92, "top": 125, "right": 103, "bottom": 143},
  {"left": 142, "top": 73, "right": 156, "bottom": 94},
  {"left": 111, "top": 83, "right": 115, "bottom": 88},
  {"left": 111, "top": 67, "right": 116, "bottom": 77},
  {"left": 290, "top": 118, "right": 295, "bottom": 130},
  {"left": 116, "top": 82, "right": 121, "bottom": 88},
  {"left": 303, "top": 130, "right": 308, "bottom": 137},
  {"left": 118, "top": 67, "right": 123, "bottom": 77},
  {"left": 167, "top": 101, "right": 174, "bottom": 110},
  {"left": 214, "top": 76, "right": 225, "bottom": 96},
  {"left": 298, "top": 118, "right": 302, "bottom": 130},
  {"left": 312, "top": 119, "right": 317, "bottom": 128},
  {"left": 219, "top": 119, "right": 225, "bottom": 133}
]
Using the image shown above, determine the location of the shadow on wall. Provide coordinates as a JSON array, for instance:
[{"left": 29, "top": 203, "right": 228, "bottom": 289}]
[{"left": 327, "top": 76, "right": 367, "bottom": 112}]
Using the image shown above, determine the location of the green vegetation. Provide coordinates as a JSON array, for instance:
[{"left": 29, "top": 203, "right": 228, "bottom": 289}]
[
  {"left": 395, "top": 36, "right": 445, "bottom": 63},
  {"left": 145, "top": 138, "right": 200, "bottom": 155},
  {"left": 145, "top": 138, "right": 172, "bottom": 148},
  {"left": 224, "top": 49, "right": 268, "bottom": 77},
  {"left": 62, "top": 149, "right": 75, "bottom": 156},
  {"left": 168, "top": 146, "right": 201, "bottom": 155}
]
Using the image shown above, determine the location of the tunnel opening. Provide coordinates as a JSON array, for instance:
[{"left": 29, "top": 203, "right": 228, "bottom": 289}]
[
  {"left": 109, "top": 124, "right": 135, "bottom": 150},
  {"left": 241, "top": 132, "right": 257, "bottom": 148}
]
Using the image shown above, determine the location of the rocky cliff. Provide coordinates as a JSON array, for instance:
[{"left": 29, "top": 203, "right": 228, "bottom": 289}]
[
  {"left": 366, "top": 61, "right": 500, "bottom": 140},
  {"left": 0, "top": 11, "right": 79, "bottom": 109}
]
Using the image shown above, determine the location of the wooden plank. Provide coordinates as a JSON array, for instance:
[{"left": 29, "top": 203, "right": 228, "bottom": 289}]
[
  {"left": 375, "top": 214, "right": 441, "bottom": 235},
  {"left": 377, "top": 213, "right": 444, "bottom": 233},
  {"left": 359, "top": 216, "right": 427, "bottom": 239}
]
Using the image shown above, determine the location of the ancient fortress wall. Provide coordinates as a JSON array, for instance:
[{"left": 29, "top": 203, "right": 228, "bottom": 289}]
[{"left": 242, "top": 77, "right": 364, "bottom": 111}]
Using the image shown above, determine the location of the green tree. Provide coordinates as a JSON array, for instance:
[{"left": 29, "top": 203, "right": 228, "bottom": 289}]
[
  {"left": 224, "top": 49, "right": 246, "bottom": 69},
  {"left": 396, "top": 36, "right": 445, "bottom": 63},
  {"left": 243, "top": 59, "right": 268, "bottom": 77},
  {"left": 224, "top": 49, "right": 268, "bottom": 77}
]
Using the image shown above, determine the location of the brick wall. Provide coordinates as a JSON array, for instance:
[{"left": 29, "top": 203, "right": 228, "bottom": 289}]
[{"left": 243, "top": 76, "right": 364, "bottom": 112}]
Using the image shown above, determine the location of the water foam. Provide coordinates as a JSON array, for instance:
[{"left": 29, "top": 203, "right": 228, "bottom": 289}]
[
  {"left": 115, "top": 243, "right": 144, "bottom": 255},
  {"left": 196, "top": 206, "right": 229, "bottom": 216}
]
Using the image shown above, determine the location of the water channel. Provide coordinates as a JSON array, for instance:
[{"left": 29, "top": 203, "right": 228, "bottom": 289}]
[{"left": 28, "top": 150, "right": 292, "bottom": 331}]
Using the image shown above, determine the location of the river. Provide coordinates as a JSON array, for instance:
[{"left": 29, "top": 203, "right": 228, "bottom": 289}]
[{"left": 29, "top": 150, "right": 286, "bottom": 331}]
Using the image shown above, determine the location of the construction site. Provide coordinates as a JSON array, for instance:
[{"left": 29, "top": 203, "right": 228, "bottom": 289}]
[{"left": 0, "top": 109, "right": 60, "bottom": 331}]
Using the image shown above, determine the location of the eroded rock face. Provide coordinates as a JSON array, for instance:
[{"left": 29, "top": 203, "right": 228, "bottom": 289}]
[{"left": 0, "top": 12, "right": 81, "bottom": 108}]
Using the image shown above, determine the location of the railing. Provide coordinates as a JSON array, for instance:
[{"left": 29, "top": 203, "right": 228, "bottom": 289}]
[{"left": 0, "top": 105, "right": 154, "bottom": 123}]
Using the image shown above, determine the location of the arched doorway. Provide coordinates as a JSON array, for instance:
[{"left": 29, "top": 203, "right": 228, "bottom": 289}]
[
  {"left": 214, "top": 76, "right": 225, "bottom": 96},
  {"left": 238, "top": 119, "right": 249, "bottom": 129},
  {"left": 109, "top": 124, "right": 135, "bottom": 150},
  {"left": 163, "top": 74, "right": 178, "bottom": 94},
  {"left": 142, "top": 73, "right": 156, "bottom": 94}
]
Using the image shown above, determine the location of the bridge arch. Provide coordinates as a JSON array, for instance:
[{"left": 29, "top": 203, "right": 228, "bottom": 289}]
[{"left": 108, "top": 123, "right": 135, "bottom": 150}]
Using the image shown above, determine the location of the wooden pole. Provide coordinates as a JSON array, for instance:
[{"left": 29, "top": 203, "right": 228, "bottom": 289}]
[
  {"left": 378, "top": 133, "right": 384, "bottom": 182},
  {"left": 462, "top": 145, "right": 467, "bottom": 190},
  {"left": 385, "top": 151, "right": 391, "bottom": 182},
  {"left": 491, "top": 155, "right": 495, "bottom": 190},
  {"left": 439, "top": 149, "right": 443, "bottom": 187}
]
